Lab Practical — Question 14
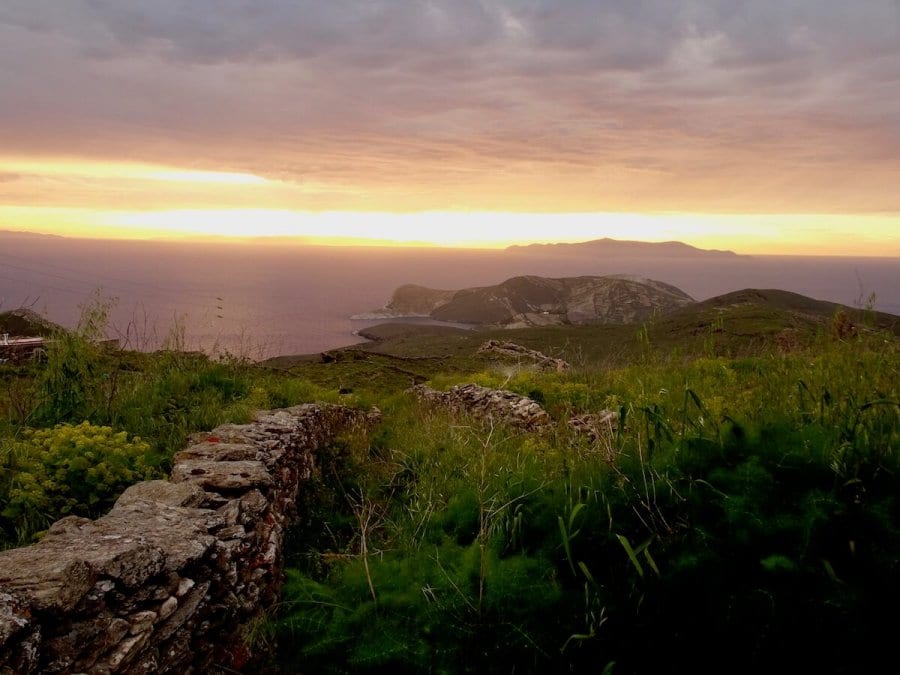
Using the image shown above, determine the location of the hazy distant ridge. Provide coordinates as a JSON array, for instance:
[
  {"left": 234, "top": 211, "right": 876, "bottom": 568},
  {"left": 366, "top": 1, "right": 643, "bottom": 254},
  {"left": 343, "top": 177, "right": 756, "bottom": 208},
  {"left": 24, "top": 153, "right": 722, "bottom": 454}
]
[{"left": 506, "top": 238, "right": 740, "bottom": 258}]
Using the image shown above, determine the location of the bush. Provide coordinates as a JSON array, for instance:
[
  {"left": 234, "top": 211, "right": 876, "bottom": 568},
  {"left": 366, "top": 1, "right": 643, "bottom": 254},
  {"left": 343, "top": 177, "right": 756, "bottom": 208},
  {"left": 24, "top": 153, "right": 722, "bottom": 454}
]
[
  {"left": 32, "top": 292, "right": 116, "bottom": 424},
  {"left": 1, "top": 422, "right": 158, "bottom": 545}
]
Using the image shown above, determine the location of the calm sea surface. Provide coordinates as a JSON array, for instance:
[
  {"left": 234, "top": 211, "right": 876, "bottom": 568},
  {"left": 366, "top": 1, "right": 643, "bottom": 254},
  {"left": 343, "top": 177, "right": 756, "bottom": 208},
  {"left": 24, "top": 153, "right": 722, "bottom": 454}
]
[{"left": 1, "top": 235, "right": 898, "bottom": 358}]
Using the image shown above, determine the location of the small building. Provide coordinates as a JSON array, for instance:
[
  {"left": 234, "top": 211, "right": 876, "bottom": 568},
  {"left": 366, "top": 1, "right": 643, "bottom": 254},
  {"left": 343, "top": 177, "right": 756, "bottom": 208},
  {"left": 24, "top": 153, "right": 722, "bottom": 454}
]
[{"left": 0, "top": 333, "right": 49, "bottom": 362}]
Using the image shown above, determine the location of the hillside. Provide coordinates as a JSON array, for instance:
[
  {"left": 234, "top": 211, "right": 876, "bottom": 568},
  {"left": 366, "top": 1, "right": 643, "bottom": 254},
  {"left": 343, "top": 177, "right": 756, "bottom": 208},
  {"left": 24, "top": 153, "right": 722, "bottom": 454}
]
[
  {"left": 3, "top": 288, "right": 899, "bottom": 673},
  {"left": 695, "top": 287, "right": 895, "bottom": 321},
  {"left": 370, "top": 275, "right": 695, "bottom": 327},
  {"left": 385, "top": 284, "right": 457, "bottom": 316},
  {"left": 280, "top": 298, "right": 898, "bottom": 672},
  {"left": 0, "top": 308, "right": 62, "bottom": 337},
  {"left": 659, "top": 288, "right": 900, "bottom": 338},
  {"left": 259, "top": 287, "right": 900, "bottom": 397}
]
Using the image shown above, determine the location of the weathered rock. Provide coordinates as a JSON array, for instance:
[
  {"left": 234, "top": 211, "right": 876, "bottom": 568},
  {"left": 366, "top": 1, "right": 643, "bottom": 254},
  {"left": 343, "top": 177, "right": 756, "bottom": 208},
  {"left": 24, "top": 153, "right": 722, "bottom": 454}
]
[
  {"left": 412, "top": 383, "right": 620, "bottom": 447},
  {"left": 62, "top": 617, "right": 129, "bottom": 671},
  {"left": 154, "top": 582, "right": 209, "bottom": 643},
  {"left": 0, "top": 592, "right": 30, "bottom": 644},
  {"left": 568, "top": 410, "right": 620, "bottom": 444},
  {"left": 102, "top": 501, "right": 218, "bottom": 572},
  {"left": 478, "top": 340, "right": 570, "bottom": 372},
  {"left": 175, "top": 579, "right": 195, "bottom": 598},
  {"left": 0, "top": 551, "right": 95, "bottom": 612},
  {"left": 115, "top": 481, "right": 207, "bottom": 509},
  {"left": 188, "top": 424, "right": 255, "bottom": 445},
  {"left": 173, "top": 442, "right": 259, "bottom": 463},
  {"left": 157, "top": 597, "right": 178, "bottom": 621},
  {"left": 375, "top": 275, "right": 695, "bottom": 327},
  {"left": 127, "top": 611, "right": 157, "bottom": 636},
  {"left": 411, "top": 383, "right": 552, "bottom": 431},
  {"left": 0, "top": 403, "right": 378, "bottom": 674},
  {"left": 171, "top": 459, "right": 274, "bottom": 491},
  {"left": 92, "top": 630, "right": 149, "bottom": 673},
  {"left": 47, "top": 516, "right": 94, "bottom": 536}
]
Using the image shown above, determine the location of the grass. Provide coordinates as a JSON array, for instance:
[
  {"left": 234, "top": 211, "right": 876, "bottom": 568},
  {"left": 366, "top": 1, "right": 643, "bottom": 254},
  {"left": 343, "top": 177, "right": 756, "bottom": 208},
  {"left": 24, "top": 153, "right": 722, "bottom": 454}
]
[
  {"left": 274, "top": 328, "right": 899, "bottom": 673},
  {"left": 269, "top": 290, "right": 897, "bottom": 399},
  {"left": 0, "top": 313, "right": 344, "bottom": 546}
]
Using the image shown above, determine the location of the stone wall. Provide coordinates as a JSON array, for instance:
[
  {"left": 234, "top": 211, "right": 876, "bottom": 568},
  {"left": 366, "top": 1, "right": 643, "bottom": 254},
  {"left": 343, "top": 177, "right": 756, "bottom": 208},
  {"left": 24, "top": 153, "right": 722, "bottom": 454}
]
[
  {"left": 0, "top": 404, "right": 377, "bottom": 674},
  {"left": 411, "top": 383, "right": 619, "bottom": 443},
  {"left": 477, "top": 340, "right": 569, "bottom": 372},
  {"left": 410, "top": 383, "right": 552, "bottom": 431}
]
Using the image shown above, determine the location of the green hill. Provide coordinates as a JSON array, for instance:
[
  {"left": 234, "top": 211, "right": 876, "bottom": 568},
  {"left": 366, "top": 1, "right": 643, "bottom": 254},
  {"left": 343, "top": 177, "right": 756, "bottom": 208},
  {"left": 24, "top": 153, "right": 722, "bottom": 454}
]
[
  {"left": 2, "top": 288, "right": 899, "bottom": 672},
  {"left": 0, "top": 309, "right": 61, "bottom": 337},
  {"left": 265, "top": 288, "right": 898, "bottom": 396}
]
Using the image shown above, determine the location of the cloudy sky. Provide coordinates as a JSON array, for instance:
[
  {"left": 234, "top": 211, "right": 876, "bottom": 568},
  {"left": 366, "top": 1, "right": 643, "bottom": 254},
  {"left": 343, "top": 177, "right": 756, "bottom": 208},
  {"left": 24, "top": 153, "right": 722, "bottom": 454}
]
[{"left": 1, "top": 0, "right": 898, "bottom": 253}]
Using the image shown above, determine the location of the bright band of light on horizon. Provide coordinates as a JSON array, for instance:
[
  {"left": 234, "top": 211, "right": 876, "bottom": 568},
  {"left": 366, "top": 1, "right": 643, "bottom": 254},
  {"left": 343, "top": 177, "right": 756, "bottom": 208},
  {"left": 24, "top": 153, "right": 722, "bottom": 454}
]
[
  {"left": 2, "top": 203, "right": 898, "bottom": 256},
  {"left": 1, "top": 157, "right": 897, "bottom": 255},
  {"left": 2, "top": 1, "right": 899, "bottom": 256}
]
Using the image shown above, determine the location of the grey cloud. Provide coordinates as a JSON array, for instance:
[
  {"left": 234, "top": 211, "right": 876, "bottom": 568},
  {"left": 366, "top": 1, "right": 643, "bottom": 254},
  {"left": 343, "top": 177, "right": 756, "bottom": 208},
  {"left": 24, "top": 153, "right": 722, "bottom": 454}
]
[
  {"left": 0, "top": 1, "right": 898, "bottom": 212},
  {"left": 0, "top": 1, "right": 507, "bottom": 64},
  {"left": 4, "top": 1, "right": 890, "bottom": 71}
]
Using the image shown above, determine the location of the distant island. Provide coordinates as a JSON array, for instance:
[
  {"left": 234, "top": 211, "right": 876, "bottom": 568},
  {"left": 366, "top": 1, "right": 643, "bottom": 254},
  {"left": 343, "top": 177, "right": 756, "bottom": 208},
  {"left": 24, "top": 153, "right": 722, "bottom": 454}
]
[
  {"left": 2, "top": 230, "right": 742, "bottom": 257},
  {"left": 506, "top": 237, "right": 741, "bottom": 258},
  {"left": 358, "top": 274, "right": 696, "bottom": 328}
]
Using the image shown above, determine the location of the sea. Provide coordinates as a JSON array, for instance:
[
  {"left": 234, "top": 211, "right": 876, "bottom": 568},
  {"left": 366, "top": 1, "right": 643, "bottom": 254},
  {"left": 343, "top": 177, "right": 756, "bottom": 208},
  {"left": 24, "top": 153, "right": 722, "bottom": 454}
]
[{"left": 1, "top": 233, "right": 898, "bottom": 359}]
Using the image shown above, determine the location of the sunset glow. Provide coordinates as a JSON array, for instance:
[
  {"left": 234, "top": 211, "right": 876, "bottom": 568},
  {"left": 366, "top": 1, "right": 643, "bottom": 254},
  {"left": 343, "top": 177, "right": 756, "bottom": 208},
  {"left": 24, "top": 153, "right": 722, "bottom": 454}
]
[
  {"left": 2, "top": 205, "right": 897, "bottom": 256},
  {"left": 0, "top": 158, "right": 271, "bottom": 185},
  {"left": 1, "top": 1, "right": 899, "bottom": 255}
]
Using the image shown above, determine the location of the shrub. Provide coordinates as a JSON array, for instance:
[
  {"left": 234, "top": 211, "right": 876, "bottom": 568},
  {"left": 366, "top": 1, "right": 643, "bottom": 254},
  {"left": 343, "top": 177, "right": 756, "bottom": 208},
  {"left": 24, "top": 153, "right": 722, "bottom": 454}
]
[
  {"left": 277, "top": 338, "right": 900, "bottom": 672},
  {"left": 32, "top": 292, "right": 117, "bottom": 424},
  {"left": 1, "top": 422, "right": 158, "bottom": 545},
  {"left": 34, "top": 332, "right": 100, "bottom": 424}
]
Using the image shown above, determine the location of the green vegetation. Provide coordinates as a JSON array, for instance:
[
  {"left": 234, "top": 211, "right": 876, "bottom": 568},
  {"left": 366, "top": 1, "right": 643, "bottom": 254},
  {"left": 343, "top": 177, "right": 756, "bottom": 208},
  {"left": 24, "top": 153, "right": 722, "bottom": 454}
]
[
  {"left": 0, "top": 307, "right": 61, "bottom": 337},
  {"left": 0, "top": 300, "right": 340, "bottom": 546},
  {"left": 1, "top": 422, "right": 157, "bottom": 539},
  {"left": 2, "top": 294, "right": 899, "bottom": 672},
  {"left": 274, "top": 328, "right": 899, "bottom": 673}
]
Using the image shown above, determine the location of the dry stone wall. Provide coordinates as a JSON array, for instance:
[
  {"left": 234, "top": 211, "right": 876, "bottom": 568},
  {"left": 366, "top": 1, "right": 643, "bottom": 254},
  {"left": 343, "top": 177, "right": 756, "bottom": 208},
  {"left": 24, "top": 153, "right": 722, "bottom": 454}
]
[
  {"left": 411, "top": 383, "right": 620, "bottom": 444},
  {"left": 411, "top": 383, "right": 552, "bottom": 431},
  {"left": 567, "top": 411, "right": 620, "bottom": 443},
  {"left": 0, "top": 404, "right": 378, "bottom": 674},
  {"left": 477, "top": 340, "right": 570, "bottom": 372}
]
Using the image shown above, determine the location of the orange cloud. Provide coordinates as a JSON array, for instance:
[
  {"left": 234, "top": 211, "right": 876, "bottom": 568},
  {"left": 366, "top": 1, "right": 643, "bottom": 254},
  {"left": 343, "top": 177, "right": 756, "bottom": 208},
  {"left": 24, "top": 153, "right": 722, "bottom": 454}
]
[{"left": 0, "top": 1, "right": 898, "bottom": 252}]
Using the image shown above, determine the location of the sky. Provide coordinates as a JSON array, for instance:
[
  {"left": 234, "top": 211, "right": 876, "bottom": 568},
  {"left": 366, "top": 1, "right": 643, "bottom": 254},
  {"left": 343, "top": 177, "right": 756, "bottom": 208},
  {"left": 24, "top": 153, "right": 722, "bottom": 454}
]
[{"left": 0, "top": 1, "right": 899, "bottom": 255}]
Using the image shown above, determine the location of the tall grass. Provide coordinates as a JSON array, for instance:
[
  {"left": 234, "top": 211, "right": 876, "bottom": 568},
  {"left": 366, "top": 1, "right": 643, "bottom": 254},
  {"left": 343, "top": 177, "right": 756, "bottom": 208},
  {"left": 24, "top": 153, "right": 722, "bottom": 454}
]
[
  {"left": 277, "top": 334, "right": 899, "bottom": 673},
  {"left": 0, "top": 299, "right": 341, "bottom": 546},
  {"left": 3, "top": 297, "right": 898, "bottom": 669}
]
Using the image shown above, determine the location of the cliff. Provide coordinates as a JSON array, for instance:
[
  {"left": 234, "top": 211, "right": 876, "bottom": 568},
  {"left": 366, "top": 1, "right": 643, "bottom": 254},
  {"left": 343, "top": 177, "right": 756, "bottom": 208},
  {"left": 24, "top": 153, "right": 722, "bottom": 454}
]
[{"left": 374, "top": 275, "right": 695, "bottom": 327}]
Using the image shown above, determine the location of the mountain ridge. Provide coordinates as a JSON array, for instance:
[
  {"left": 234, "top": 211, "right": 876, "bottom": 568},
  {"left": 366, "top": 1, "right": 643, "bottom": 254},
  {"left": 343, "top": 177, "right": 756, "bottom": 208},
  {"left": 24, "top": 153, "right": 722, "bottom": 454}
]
[{"left": 505, "top": 237, "right": 741, "bottom": 258}]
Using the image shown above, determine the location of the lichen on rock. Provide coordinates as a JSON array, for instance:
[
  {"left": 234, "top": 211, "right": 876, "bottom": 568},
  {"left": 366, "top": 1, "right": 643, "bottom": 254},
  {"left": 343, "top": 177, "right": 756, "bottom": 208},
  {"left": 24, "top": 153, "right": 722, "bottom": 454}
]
[{"left": 0, "top": 403, "right": 379, "bottom": 674}]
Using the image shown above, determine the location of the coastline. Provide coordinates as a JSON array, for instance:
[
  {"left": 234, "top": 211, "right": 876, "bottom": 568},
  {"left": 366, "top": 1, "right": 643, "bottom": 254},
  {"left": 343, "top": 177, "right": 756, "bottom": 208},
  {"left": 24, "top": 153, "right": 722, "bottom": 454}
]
[
  {"left": 349, "top": 316, "right": 478, "bottom": 334},
  {"left": 349, "top": 311, "right": 431, "bottom": 321}
]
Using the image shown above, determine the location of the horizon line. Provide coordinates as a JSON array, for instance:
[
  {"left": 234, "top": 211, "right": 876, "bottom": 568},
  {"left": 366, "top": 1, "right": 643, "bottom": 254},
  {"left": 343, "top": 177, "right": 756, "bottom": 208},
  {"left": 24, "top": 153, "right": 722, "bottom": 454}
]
[{"left": 4, "top": 227, "right": 900, "bottom": 259}]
